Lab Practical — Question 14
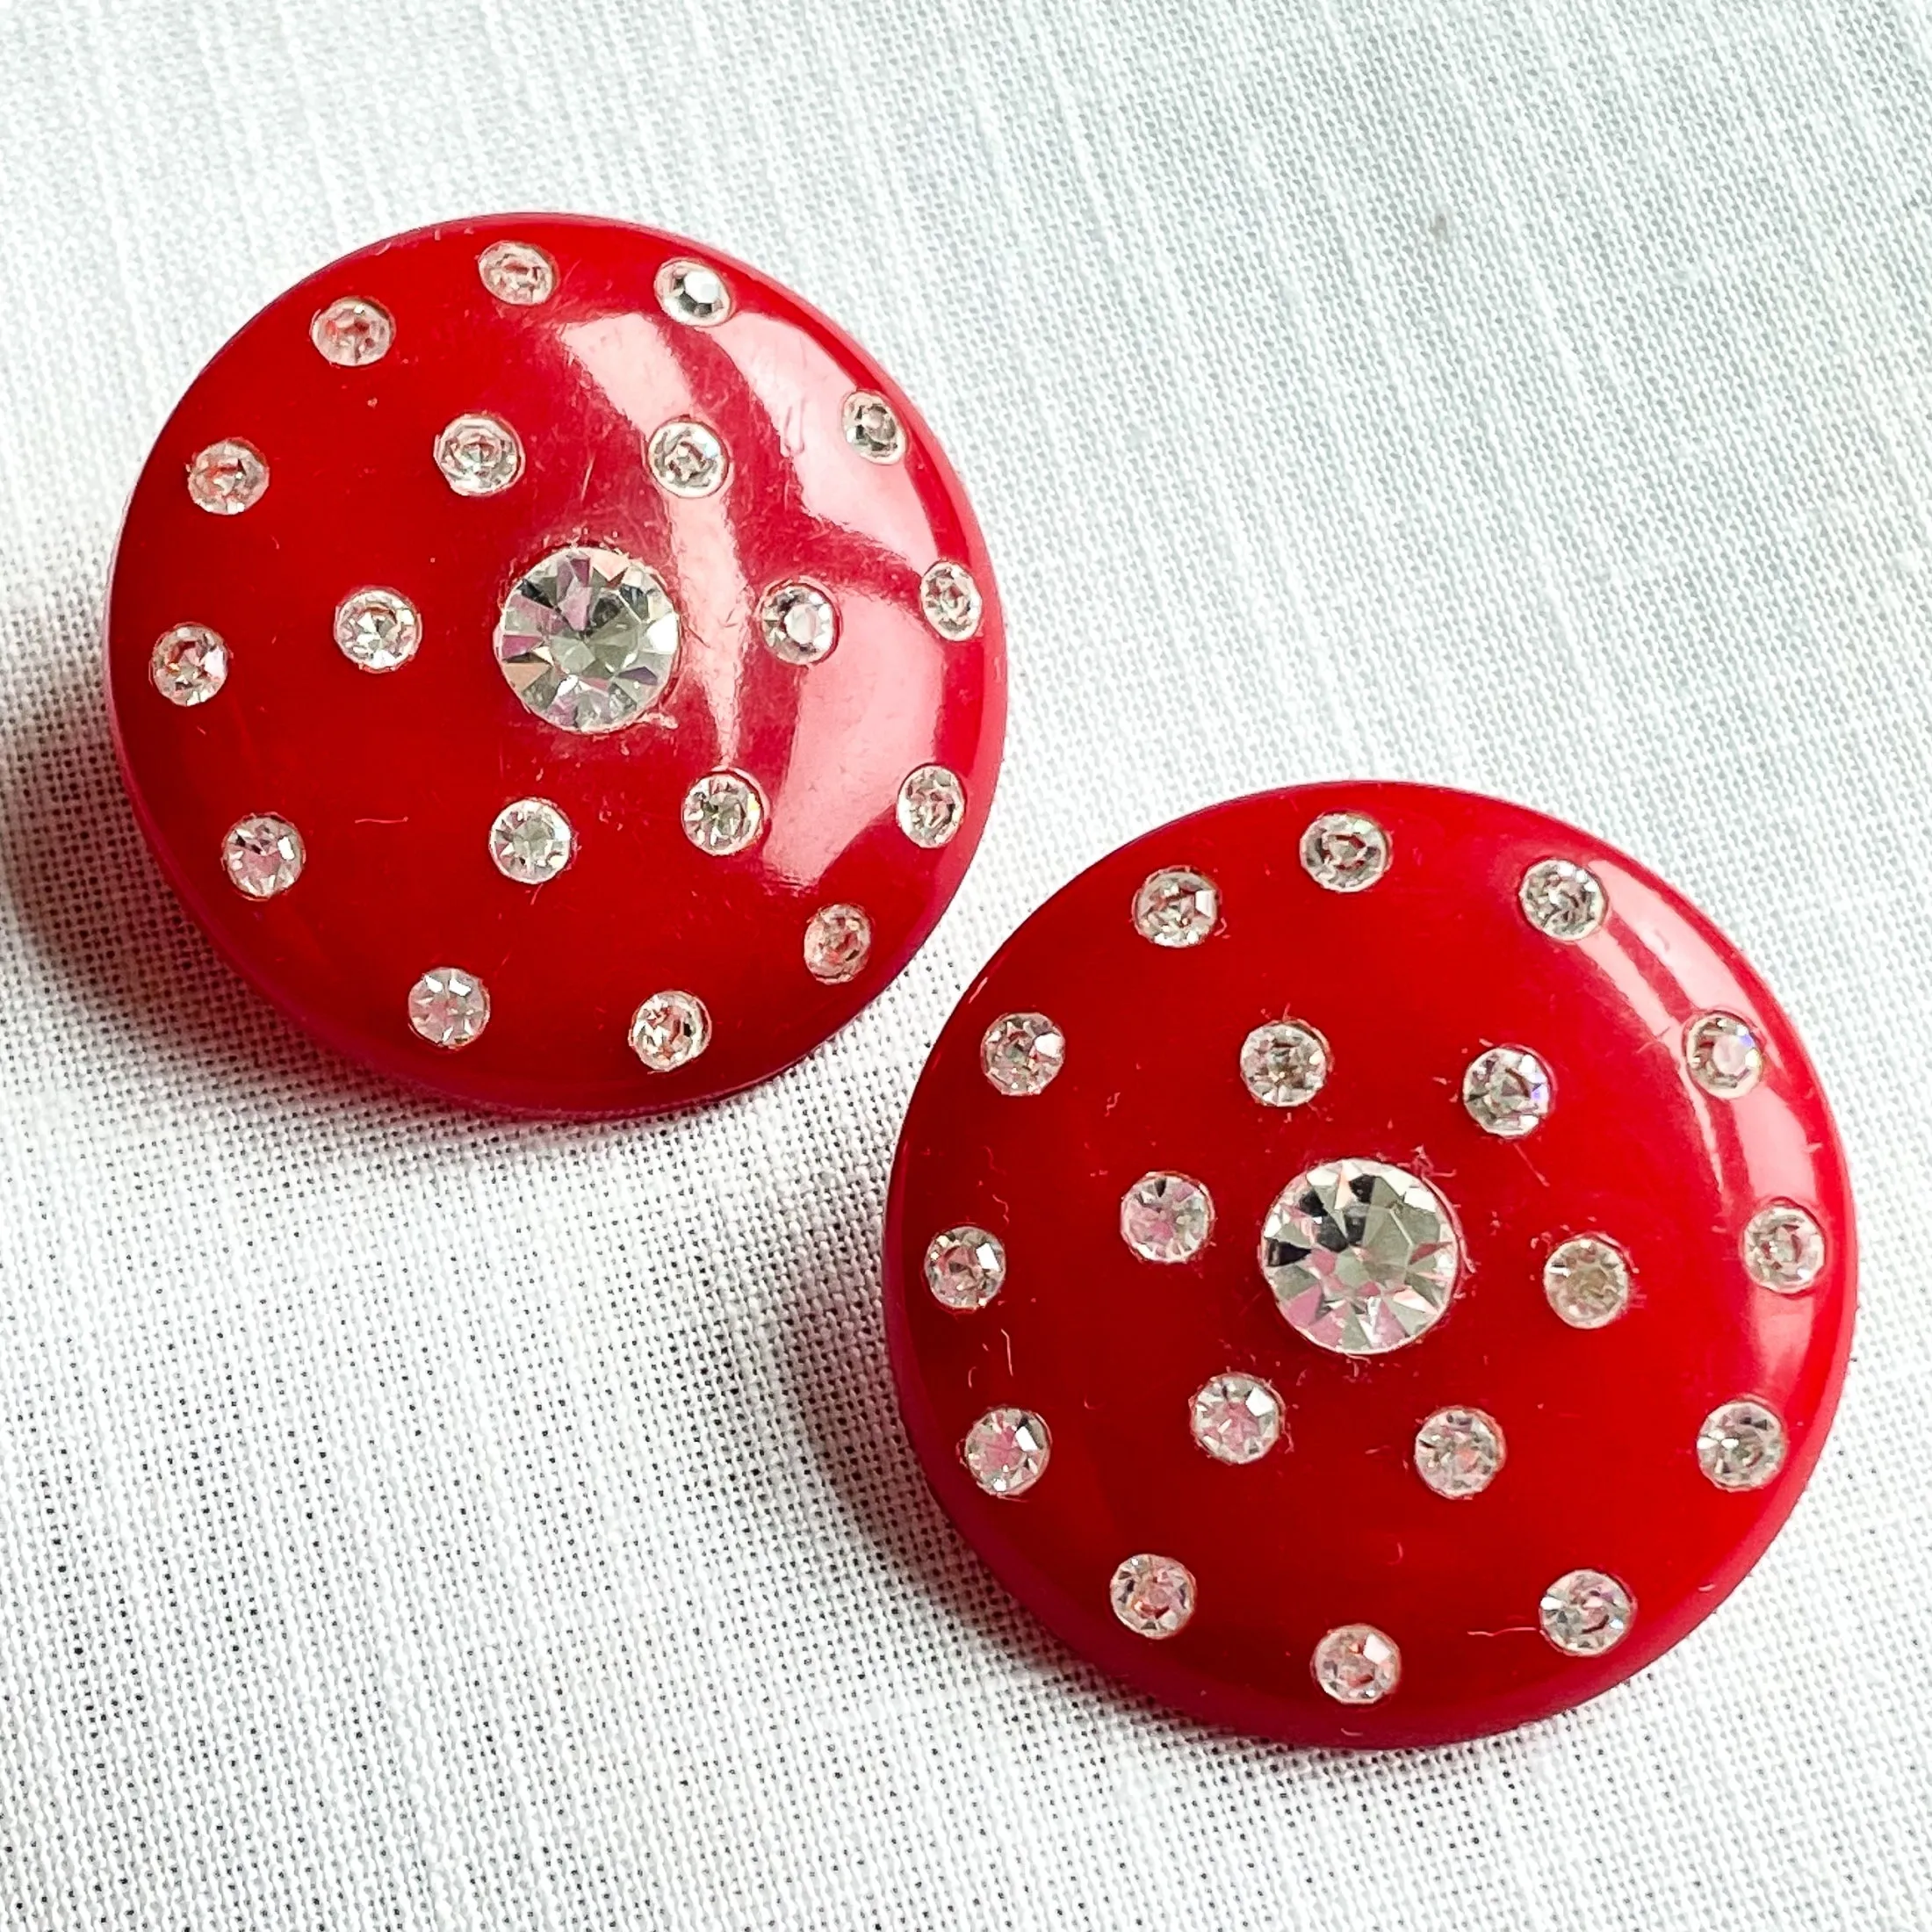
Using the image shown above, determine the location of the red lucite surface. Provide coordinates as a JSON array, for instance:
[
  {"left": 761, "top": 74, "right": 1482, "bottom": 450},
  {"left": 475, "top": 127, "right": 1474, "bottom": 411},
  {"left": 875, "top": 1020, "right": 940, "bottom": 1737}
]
[
  {"left": 105, "top": 214, "right": 1004, "bottom": 1115},
  {"left": 884, "top": 783, "right": 1856, "bottom": 1748}
]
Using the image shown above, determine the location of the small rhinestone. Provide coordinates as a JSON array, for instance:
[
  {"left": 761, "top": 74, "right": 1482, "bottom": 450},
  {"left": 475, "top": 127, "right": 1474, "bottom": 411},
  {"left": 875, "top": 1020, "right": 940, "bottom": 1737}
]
[
  {"left": 1543, "top": 1236, "right": 1632, "bottom": 1329},
  {"left": 1414, "top": 1407, "right": 1506, "bottom": 1498},
  {"left": 1120, "top": 1172, "right": 1214, "bottom": 1264},
  {"left": 1698, "top": 1400, "right": 1787, "bottom": 1491},
  {"left": 1520, "top": 858, "right": 1607, "bottom": 941},
  {"left": 924, "top": 1227, "right": 1006, "bottom": 1311},
  {"left": 962, "top": 1408, "right": 1050, "bottom": 1496},
  {"left": 488, "top": 798, "right": 573, "bottom": 884},
  {"left": 1685, "top": 1012, "right": 1763, "bottom": 1098},
  {"left": 1109, "top": 1554, "right": 1195, "bottom": 1640},
  {"left": 1239, "top": 1020, "right": 1330, "bottom": 1107},
  {"left": 435, "top": 415, "right": 522, "bottom": 496},
  {"left": 1539, "top": 1569, "right": 1634, "bottom": 1655},
  {"left": 221, "top": 815, "right": 303, "bottom": 898},
  {"left": 681, "top": 771, "right": 767, "bottom": 856},
  {"left": 407, "top": 967, "right": 490, "bottom": 1049},
  {"left": 759, "top": 581, "right": 838, "bottom": 664},
  {"left": 1190, "top": 1374, "right": 1283, "bottom": 1465},
  {"left": 1462, "top": 1045, "right": 1552, "bottom": 1137},
  {"left": 333, "top": 588, "right": 421, "bottom": 673},
  {"left": 649, "top": 420, "right": 728, "bottom": 497},
  {"left": 981, "top": 1013, "right": 1065, "bottom": 1096},
  {"left": 804, "top": 904, "right": 871, "bottom": 983},
  {"left": 150, "top": 624, "right": 228, "bottom": 705},
  {"left": 897, "top": 766, "right": 966, "bottom": 848},
  {"left": 309, "top": 297, "right": 393, "bottom": 366},
  {"left": 1133, "top": 869, "right": 1218, "bottom": 947},
  {"left": 1313, "top": 1626, "right": 1401, "bottom": 1705},
  {"left": 1742, "top": 1204, "right": 1826, "bottom": 1293},
  {"left": 919, "top": 561, "right": 983, "bottom": 641},
  {"left": 1300, "top": 811, "right": 1389, "bottom": 891},
  {"left": 843, "top": 390, "right": 905, "bottom": 462},
  {"left": 655, "top": 257, "right": 732, "bottom": 325},
  {"left": 477, "top": 240, "right": 555, "bottom": 305},
  {"left": 187, "top": 440, "right": 268, "bottom": 515},
  {"left": 629, "top": 990, "right": 710, "bottom": 1071}
]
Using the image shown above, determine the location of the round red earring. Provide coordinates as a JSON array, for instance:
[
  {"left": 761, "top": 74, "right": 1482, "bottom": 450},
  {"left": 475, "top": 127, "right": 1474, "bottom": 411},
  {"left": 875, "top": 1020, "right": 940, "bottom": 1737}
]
[
  {"left": 883, "top": 782, "right": 1854, "bottom": 1748},
  {"left": 106, "top": 213, "right": 1004, "bottom": 1114}
]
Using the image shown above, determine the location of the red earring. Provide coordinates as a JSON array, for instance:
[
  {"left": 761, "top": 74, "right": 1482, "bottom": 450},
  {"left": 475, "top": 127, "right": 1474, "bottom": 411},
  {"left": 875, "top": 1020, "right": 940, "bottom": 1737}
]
[
  {"left": 105, "top": 214, "right": 1004, "bottom": 1114},
  {"left": 883, "top": 782, "right": 1853, "bottom": 1748}
]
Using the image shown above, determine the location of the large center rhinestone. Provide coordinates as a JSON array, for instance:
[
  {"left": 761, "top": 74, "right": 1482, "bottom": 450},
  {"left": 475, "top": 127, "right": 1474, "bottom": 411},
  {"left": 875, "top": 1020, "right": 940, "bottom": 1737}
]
[
  {"left": 495, "top": 545, "right": 679, "bottom": 732},
  {"left": 1259, "top": 1157, "right": 1460, "bottom": 1356}
]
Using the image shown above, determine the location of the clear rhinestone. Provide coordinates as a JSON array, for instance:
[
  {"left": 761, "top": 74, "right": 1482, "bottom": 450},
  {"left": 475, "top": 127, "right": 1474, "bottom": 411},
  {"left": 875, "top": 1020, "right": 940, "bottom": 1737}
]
[
  {"left": 897, "top": 766, "right": 966, "bottom": 848},
  {"left": 1685, "top": 1012, "right": 1763, "bottom": 1098},
  {"left": 150, "top": 624, "right": 227, "bottom": 705},
  {"left": 309, "top": 296, "right": 393, "bottom": 366},
  {"left": 333, "top": 588, "right": 421, "bottom": 673},
  {"left": 759, "top": 581, "right": 838, "bottom": 664},
  {"left": 843, "top": 390, "right": 905, "bottom": 462},
  {"left": 1261, "top": 1157, "right": 1459, "bottom": 1356},
  {"left": 1462, "top": 1045, "right": 1552, "bottom": 1137},
  {"left": 1313, "top": 1625, "right": 1401, "bottom": 1704},
  {"left": 1698, "top": 1400, "right": 1787, "bottom": 1491},
  {"left": 1108, "top": 1554, "right": 1195, "bottom": 1640},
  {"left": 1414, "top": 1407, "right": 1506, "bottom": 1498},
  {"left": 407, "top": 967, "right": 490, "bottom": 1049},
  {"left": 1190, "top": 1374, "right": 1283, "bottom": 1465},
  {"left": 1742, "top": 1204, "right": 1826, "bottom": 1294},
  {"left": 1133, "top": 869, "right": 1218, "bottom": 947},
  {"left": 629, "top": 990, "right": 710, "bottom": 1071},
  {"left": 1520, "top": 858, "right": 1607, "bottom": 941},
  {"left": 682, "top": 771, "right": 767, "bottom": 856},
  {"left": 435, "top": 414, "right": 522, "bottom": 496},
  {"left": 656, "top": 257, "right": 732, "bottom": 325},
  {"left": 919, "top": 561, "right": 983, "bottom": 641},
  {"left": 488, "top": 798, "right": 573, "bottom": 884},
  {"left": 962, "top": 1408, "right": 1050, "bottom": 1496},
  {"left": 1121, "top": 1172, "right": 1214, "bottom": 1264},
  {"left": 981, "top": 1013, "right": 1065, "bottom": 1096},
  {"left": 221, "top": 815, "right": 303, "bottom": 898},
  {"left": 495, "top": 545, "right": 679, "bottom": 733},
  {"left": 649, "top": 419, "right": 728, "bottom": 497},
  {"left": 1543, "top": 1236, "right": 1632, "bottom": 1329},
  {"left": 477, "top": 240, "right": 555, "bottom": 305},
  {"left": 1539, "top": 1569, "right": 1633, "bottom": 1655},
  {"left": 187, "top": 439, "right": 268, "bottom": 515},
  {"left": 924, "top": 1226, "right": 1006, "bottom": 1311},
  {"left": 804, "top": 904, "right": 871, "bottom": 983},
  {"left": 1301, "top": 811, "right": 1389, "bottom": 891},
  {"left": 1239, "top": 1020, "right": 1330, "bottom": 1107}
]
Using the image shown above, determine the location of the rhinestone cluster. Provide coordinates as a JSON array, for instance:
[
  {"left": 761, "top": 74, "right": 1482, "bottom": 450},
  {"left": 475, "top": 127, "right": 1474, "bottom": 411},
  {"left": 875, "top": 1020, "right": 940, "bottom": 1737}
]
[
  {"left": 927, "top": 809, "right": 1831, "bottom": 1698},
  {"left": 145, "top": 236, "right": 1001, "bottom": 1090}
]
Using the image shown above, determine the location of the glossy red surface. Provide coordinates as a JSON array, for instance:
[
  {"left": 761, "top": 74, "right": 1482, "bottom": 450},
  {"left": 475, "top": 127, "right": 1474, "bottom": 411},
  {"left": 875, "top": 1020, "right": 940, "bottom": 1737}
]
[
  {"left": 884, "top": 783, "right": 1856, "bottom": 1748},
  {"left": 106, "top": 214, "right": 1004, "bottom": 1114}
]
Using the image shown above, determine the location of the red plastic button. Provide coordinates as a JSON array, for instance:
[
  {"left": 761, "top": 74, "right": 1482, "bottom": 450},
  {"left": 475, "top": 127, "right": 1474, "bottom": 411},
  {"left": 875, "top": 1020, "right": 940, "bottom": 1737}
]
[
  {"left": 106, "top": 214, "right": 1004, "bottom": 1114},
  {"left": 884, "top": 783, "right": 1855, "bottom": 1748}
]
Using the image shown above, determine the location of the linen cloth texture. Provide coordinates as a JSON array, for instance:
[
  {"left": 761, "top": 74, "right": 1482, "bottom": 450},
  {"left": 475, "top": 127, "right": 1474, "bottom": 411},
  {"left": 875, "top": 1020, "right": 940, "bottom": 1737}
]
[{"left": 0, "top": 0, "right": 1927, "bottom": 1925}]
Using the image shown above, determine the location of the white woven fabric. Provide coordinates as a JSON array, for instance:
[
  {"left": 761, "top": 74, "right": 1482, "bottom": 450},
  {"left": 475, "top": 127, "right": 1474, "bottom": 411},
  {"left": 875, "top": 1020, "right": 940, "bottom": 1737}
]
[{"left": 2, "top": 0, "right": 1928, "bottom": 1923}]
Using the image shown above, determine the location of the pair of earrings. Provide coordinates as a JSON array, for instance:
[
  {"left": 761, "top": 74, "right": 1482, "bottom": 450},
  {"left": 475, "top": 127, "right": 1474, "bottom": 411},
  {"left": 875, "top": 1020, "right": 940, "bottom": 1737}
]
[{"left": 105, "top": 213, "right": 1852, "bottom": 1751}]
